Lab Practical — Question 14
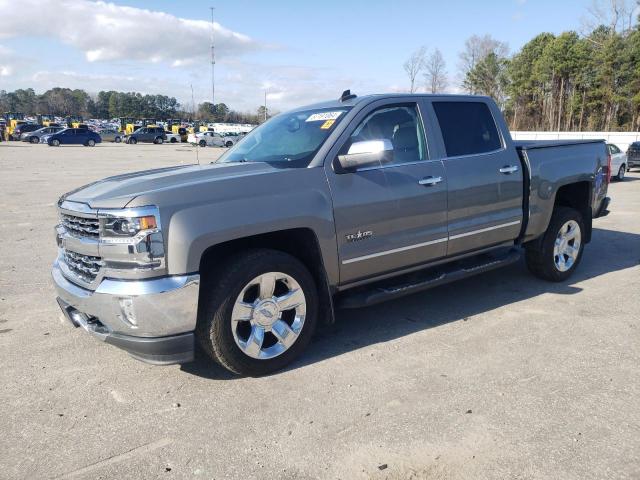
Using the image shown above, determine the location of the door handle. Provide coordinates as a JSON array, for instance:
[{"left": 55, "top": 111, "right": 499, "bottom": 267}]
[
  {"left": 499, "top": 165, "right": 519, "bottom": 174},
  {"left": 418, "top": 176, "right": 443, "bottom": 186}
]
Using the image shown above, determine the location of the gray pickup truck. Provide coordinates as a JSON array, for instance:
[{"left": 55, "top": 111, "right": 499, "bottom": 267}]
[{"left": 52, "top": 92, "right": 611, "bottom": 375}]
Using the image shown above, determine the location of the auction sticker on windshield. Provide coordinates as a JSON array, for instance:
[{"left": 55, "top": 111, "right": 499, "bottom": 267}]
[{"left": 306, "top": 111, "right": 343, "bottom": 122}]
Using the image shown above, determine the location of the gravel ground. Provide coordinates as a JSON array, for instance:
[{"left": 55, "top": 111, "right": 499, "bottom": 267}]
[{"left": 1, "top": 142, "right": 639, "bottom": 480}]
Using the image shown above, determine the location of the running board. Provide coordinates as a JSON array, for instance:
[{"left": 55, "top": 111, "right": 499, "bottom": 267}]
[{"left": 336, "top": 248, "right": 521, "bottom": 309}]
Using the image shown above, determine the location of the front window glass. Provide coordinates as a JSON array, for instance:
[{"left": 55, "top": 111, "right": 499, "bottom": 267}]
[
  {"left": 342, "top": 104, "right": 427, "bottom": 166},
  {"left": 218, "top": 107, "right": 350, "bottom": 168}
]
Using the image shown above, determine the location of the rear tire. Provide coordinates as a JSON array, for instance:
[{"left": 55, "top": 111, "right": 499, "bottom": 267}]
[
  {"left": 51, "top": 139, "right": 60, "bottom": 147},
  {"left": 30, "top": 136, "right": 39, "bottom": 144},
  {"left": 129, "top": 137, "right": 137, "bottom": 145},
  {"left": 87, "top": 139, "right": 96, "bottom": 147},
  {"left": 170, "top": 137, "right": 177, "bottom": 143},
  {"left": 155, "top": 137, "right": 163, "bottom": 144},
  {"left": 225, "top": 141, "right": 233, "bottom": 147},
  {"left": 616, "top": 165, "right": 625, "bottom": 181},
  {"left": 196, "top": 249, "right": 318, "bottom": 376},
  {"left": 198, "top": 140, "right": 206, "bottom": 147},
  {"left": 115, "top": 136, "right": 122, "bottom": 143},
  {"left": 525, "top": 206, "right": 585, "bottom": 282}
]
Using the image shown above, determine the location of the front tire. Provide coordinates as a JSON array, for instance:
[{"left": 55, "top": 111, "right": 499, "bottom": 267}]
[
  {"left": 115, "top": 136, "right": 122, "bottom": 143},
  {"left": 225, "top": 141, "right": 233, "bottom": 147},
  {"left": 30, "top": 136, "right": 39, "bottom": 144},
  {"left": 129, "top": 137, "right": 137, "bottom": 145},
  {"left": 51, "top": 139, "right": 60, "bottom": 147},
  {"left": 197, "top": 249, "right": 318, "bottom": 376},
  {"left": 525, "top": 206, "right": 585, "bottom": 282},
  {"left": 87, "top": 139, "right": 96, "bottom": 147},
  {"left": 616, "top": 165, "right": 626, "bottom": 181},
  {"left": 155, "top": 137, "right": 164, "bottom": 144},
  {"left": 199, "top": 140, "right": 206, "bottom": 147}
]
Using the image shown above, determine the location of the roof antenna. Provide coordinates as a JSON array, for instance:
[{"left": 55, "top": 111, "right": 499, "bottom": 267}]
[{"left": 340, "top": 89, "right": 357, "bottom": 102}]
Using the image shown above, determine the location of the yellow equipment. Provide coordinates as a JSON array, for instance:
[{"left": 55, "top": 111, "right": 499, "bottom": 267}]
[
  {"left": 4, "top": 112, "right": 25, "bottom": 140},
  {"left": 8, "top": 120, "right": 26, "bottom": 140},
  {"left": 126, "top": 122, "right": 142, "bottom": 135}
]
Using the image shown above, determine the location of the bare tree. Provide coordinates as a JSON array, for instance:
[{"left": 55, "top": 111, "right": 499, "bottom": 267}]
[
  {"left": 403, "top": 46, "right": 427, "bottom": 93},
  {"left": 582, "top": 0, "right": 639, "bottom": 35},
  {"left": 424, "top": 49, "right": 448, "bottom": 93},
  {"left": 458, "top": 34, "right": 508, "bottom": 91}
]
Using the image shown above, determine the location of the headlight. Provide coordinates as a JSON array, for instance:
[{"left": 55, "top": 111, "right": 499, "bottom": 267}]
[
  {"left": 97, "top": 206, "right": 165, "bottom": 275},
  {"left": 103, "top": 215, "right": 157, "bottom": 237},
  {"left": 99, "top": 206, "right": 160, "bottom": 242}
]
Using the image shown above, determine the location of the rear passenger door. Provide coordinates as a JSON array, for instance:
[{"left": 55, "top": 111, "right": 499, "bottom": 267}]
[
  {"left": 429, "top": 100, "right": 523, "bottom": 256},
  {"left": 69, "top": 129, "right": 82, "bottom": 144}
]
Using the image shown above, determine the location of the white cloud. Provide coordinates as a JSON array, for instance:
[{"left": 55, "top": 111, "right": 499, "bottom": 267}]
[
  {"left": 0, "top": 44, "right": 16, "bottom": 77},
  {"left": 0, "top": 0, "right": 262, "bottom": 66}
]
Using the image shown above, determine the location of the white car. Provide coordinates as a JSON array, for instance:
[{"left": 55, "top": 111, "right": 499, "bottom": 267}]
[
  {"left": 607, "top": 143, "right": 627, "bottom": 181},
  {"left": 164, "top": 131, "right": 181, "bottom": 143},
  {"left": 187, "top": 131, "right": 235, "bottom": 148}
]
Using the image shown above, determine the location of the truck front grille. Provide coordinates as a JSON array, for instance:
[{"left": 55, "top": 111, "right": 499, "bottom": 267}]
[
  {"left": 63, "top": 250, "right": 103, "bottom": 283},
  {"left": 61, "top": 213, "right": 100, "bottom": 238}
]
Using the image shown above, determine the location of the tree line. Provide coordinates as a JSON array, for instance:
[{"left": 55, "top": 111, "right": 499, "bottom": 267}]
[
  {"left": 404, "top": 0, "right": 640, "bottom": 131},
  {"left": 0, "top": 88, "right": 266, "bottom": 124}
]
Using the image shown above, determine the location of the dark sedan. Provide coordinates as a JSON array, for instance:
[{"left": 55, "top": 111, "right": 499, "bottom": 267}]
[{"left": 44, "top": 128, "right": 102, "bottom": 147}]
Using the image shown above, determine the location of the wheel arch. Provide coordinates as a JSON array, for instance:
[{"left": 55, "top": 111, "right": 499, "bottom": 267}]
[
  {"left": 553, "top": 181, "right": 593, "bottom": 243},
  {"left": 198, "top": 228, "right": 335, "bottom": 324}
]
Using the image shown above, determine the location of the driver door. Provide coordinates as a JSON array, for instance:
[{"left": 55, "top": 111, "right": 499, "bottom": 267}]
[{"left": 324, "top": 100, "right": 448, "bottom": 284}]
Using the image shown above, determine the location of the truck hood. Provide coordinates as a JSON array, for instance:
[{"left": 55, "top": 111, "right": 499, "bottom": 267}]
[{"left": 62, "top": 162, "right": 276, "bottom": 209}]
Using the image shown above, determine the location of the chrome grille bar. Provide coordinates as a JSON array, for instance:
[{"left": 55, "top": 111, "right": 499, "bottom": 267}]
[
  {"left": 61, "top": 213, "right": 100, "bottom": 238},
  {"left": 63, "top": 250, "right": 103, "bottom": 283}
]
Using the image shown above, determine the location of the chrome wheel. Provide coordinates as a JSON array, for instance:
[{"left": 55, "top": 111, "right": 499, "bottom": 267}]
[
  {"left": 553, "top": 220, "right": 581, "bottom": 272},
  {"left": 231, "top": 272, "right": 306, "bottom": 360}
]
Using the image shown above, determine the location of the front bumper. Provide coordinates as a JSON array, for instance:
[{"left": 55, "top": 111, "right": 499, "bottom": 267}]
[{"left": 52, "top": 260, "right": 200, "bottom": 364}]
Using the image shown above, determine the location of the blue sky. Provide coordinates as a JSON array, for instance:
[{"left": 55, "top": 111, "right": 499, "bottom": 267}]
[{"left": 0, "top": 0, "right": 606, "bottom": 112}]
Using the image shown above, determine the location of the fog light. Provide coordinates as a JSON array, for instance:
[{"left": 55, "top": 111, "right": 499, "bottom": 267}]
[{"left": 118, "top": 297, "right": 138, "bottom": 327}]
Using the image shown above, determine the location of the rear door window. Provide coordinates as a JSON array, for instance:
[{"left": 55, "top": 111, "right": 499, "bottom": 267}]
[{"left": 433, "top": 102, "right": 502, "bottom": 157}]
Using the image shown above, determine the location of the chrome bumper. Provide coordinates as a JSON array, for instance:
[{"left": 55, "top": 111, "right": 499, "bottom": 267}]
[{"left": 52, "top": 260, "right": 200, "bottom": 364}]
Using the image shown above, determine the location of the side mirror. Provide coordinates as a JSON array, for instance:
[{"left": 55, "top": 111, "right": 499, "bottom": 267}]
[{"left": 336, "top": 139, "right": 394, "bottom": 172}]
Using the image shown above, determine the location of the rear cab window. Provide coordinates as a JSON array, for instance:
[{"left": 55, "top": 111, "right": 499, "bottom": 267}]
[{"left": 432, "top": 101, "right": 502, "bottom": 157}]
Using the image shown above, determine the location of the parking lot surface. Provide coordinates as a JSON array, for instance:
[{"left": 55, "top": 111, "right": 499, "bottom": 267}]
[{"left": 1, "top": 142, "right": 639, "bottom": 479}]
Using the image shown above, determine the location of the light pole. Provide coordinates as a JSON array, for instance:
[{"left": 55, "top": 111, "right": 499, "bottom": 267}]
[
  {"left": 210, "top": 7, "right": 215, "bottom": 108},
  {"left": 264, "top": 90, "right": 267, "bottom": 122}
]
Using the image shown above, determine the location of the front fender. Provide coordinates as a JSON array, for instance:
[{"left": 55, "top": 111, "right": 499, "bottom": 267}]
[{"left": 162, "top": 167, "right": 339, "bottom": 286}]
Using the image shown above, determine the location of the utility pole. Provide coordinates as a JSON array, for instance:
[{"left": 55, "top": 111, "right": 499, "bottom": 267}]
[
  {"left": 210, "top": 7, "right": 216, "bottom": 108},
  {"left": 264, "top": 90, "right": 267, "bottom": 122}
]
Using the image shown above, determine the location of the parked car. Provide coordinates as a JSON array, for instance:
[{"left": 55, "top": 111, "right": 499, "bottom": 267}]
[
  {"left": 44, "top": 128, "right": 102, "bottom": 147},
  {"left": 627, "top": 141, "right": 640, "bottom": 171},
  {"left": 98, "top": 128, "right": 123, "bottom": 143},
  {"left": 164, "top": 131, "right": 181, "bottom": 143},
  {"left": 13, "top": 123, "right": 40, "bottom": 140},
  {"left": 607, "top": 143, "right": 627, "bottom": 181},
  {"left": 21, "top": 126, "right": 64, "bottom": 144},
  {"left": 187, "top": 131, "right": 235, "bottom": 147},
  {"left": 124, "top": 126, "right": 166, "bottom": 144},
  {"left": 52, "top": 92, "right": 610, "bottom": 376}
]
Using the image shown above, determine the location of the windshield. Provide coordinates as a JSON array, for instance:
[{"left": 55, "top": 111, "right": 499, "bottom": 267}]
[{"left": 217, "top": 107, "right": 350, "bottom": 167}]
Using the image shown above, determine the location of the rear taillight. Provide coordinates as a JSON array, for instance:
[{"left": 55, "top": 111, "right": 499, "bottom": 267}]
[{"left": 606, "top": 154, "right": 612, "bottom": 184}]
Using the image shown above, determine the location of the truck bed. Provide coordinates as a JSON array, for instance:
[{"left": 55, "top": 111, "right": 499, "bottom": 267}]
[{"left": 514, "top": 139, "right": 605, "bottom": 150}]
